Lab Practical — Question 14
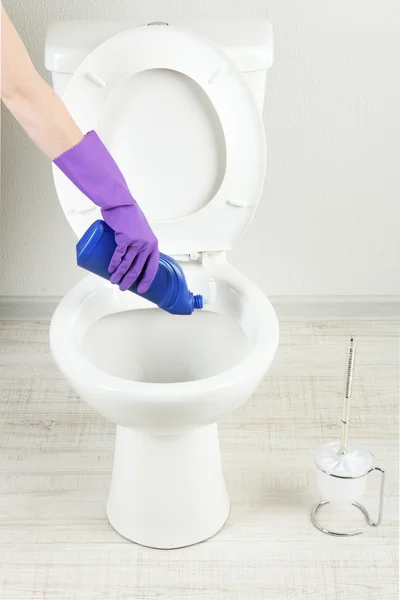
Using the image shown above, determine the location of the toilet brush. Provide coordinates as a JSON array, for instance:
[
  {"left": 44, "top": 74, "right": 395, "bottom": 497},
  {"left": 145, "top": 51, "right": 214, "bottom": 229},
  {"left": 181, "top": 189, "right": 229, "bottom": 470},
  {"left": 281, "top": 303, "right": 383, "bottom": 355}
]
[{"left": 311, "top": 337, "right": 385, "bottom": 536}]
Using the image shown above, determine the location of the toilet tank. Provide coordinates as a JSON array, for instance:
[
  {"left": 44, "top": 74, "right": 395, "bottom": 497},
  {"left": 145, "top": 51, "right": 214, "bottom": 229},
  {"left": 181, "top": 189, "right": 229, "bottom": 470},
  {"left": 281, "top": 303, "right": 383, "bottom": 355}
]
[{"left": 45, "top": 20, "right": 273, "bottom": 113}]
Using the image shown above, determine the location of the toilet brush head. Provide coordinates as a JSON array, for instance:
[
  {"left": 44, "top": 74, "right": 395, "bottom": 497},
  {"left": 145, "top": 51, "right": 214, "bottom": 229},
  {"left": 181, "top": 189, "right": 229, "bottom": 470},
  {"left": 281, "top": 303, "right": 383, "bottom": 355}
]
[
  {"left": 315, "top": 441, "right": 372, "bottom": 477},
  {"left": 314, "top": 441, "right": 372, "bottom": 504}
]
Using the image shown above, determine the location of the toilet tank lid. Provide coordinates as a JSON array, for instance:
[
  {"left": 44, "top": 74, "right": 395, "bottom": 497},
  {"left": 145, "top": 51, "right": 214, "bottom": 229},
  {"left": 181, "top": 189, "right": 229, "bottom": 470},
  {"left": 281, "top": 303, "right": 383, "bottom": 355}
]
[{"left": 45, "top": 19, "right": 273, "bottom": 75}]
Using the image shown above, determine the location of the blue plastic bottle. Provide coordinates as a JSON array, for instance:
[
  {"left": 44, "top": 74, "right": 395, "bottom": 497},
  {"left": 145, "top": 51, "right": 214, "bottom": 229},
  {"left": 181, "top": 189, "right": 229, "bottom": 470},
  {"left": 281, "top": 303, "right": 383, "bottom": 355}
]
[{"left": 76, "top": 220, "right": 203, "bottom": 315}]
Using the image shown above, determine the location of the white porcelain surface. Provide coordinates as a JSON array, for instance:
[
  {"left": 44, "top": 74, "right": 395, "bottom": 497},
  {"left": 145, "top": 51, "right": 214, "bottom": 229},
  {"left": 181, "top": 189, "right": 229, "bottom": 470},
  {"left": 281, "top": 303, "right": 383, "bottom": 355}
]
[
  {"left": 50, "top": 262, "right": 278, "bottom": 547},
  {"left": 45, "top": 20, "right": 273, "bottom": 75},
  {"left": 47, "top": 20, "right": 276, "bottom": 548},
  {"left": 50, "top": 262, "right": 279, "bottom": 433},
  {"left": 106, "top": 424, "right": 230, "bottom": 549}
]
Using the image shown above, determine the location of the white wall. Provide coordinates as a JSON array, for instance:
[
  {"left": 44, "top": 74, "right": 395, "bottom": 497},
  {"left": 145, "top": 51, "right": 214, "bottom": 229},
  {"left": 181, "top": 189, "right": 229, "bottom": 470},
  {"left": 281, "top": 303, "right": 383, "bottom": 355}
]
[{"left": 1, "top": 0, "right": 399, "bottom": 296}]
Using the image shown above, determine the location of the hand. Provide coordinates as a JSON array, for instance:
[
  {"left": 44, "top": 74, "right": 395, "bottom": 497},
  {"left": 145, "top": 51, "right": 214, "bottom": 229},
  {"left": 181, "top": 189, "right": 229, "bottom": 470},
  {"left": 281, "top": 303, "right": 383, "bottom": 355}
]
[
  {"left": 104, "top": 203, "right": 159, "bottom": 293},
  {"left": 54, "top": 131, "right": 159, "bottom": 293}
]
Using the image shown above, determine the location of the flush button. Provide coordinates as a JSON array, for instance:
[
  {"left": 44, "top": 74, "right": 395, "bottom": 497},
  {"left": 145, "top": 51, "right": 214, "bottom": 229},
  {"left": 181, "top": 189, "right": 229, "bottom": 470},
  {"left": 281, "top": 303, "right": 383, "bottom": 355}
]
[{"left": 148, "top": 21, "right": 169, "bottom": 26}]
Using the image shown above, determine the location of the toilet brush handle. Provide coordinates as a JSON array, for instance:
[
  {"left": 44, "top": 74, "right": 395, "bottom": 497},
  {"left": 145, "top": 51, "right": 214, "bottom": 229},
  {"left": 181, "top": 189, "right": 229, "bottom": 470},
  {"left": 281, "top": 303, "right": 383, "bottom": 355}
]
[{"left": 340, "top": 337, "right": 356, "bottom": 454}]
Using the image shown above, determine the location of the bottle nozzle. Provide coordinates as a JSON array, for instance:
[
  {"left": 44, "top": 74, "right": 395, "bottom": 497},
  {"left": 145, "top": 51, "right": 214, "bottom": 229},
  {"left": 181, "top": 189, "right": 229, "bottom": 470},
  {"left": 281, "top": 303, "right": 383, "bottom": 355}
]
[{"left": 193, "top": 294, "right": 204, "bottom": 310}]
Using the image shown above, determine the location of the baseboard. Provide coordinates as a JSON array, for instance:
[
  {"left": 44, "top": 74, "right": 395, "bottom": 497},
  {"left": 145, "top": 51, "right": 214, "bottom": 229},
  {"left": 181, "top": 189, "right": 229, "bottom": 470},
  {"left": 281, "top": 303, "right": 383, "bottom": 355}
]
[
  {"left": 270, "top": 296, "right": 400, "bottom": 321},
  {"left": 0, "top": 296, "right": 60, "bottom": 321},
  {"left": 0, "top": 295, "right": 399, "bottom": 322}
]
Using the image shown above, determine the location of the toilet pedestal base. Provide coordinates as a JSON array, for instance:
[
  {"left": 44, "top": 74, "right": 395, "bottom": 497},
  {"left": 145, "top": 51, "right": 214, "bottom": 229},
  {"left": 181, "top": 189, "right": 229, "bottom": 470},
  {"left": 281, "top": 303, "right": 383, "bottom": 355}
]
[{"left": 106, "top": 423, "right": 230, "bottom": 548}]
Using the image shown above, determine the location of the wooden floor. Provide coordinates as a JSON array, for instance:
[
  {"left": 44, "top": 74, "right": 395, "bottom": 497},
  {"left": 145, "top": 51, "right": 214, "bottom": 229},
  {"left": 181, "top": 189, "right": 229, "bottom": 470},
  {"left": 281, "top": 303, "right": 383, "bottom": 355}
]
[{"left": 0, "top": 319, "right": 398, "bottom": 599}]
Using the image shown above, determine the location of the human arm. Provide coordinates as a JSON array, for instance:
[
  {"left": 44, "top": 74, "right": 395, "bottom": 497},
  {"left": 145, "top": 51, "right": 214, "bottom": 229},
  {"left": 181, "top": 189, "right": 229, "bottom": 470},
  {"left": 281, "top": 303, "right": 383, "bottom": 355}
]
[
  {"left": 0, "top": 4, "right": 159, "bottom": 292},
  {"left": 0, "top": 4, "right": 83, "bottom": 159}
]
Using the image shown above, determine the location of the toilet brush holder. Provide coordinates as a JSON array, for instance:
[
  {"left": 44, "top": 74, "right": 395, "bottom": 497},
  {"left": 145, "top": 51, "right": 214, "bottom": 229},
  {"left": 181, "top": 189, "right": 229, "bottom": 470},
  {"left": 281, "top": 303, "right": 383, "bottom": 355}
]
[
  {"left": 311, "top": 337, "right": 385, "bottom": 537},
  {"left": 312, "top": 441, "right": 385, "bottom": 537}
]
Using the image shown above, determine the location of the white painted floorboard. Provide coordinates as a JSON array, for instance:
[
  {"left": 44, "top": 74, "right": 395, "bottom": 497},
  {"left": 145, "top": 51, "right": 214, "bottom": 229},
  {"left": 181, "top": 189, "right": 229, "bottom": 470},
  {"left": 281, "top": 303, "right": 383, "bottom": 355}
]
[{"left": 0, "top": 320, "right": 398, "bottom": 599}]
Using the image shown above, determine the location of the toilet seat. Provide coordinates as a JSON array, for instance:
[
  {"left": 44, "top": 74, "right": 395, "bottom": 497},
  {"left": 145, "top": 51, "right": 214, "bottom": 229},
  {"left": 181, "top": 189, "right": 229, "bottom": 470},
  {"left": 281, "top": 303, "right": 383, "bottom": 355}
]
[
  {"left": 50, "top": 266, "right": 278, "bottom": 429},
  {"left": 52, "top": 25, "right": 266, "bottom": 257}
]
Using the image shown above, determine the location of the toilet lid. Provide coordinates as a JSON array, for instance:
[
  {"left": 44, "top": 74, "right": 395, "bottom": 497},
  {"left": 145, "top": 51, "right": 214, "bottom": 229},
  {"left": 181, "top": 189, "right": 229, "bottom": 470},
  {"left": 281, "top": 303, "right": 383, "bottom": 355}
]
[{"left": 53, "top": 25, "right": 266, "bottom": 256}]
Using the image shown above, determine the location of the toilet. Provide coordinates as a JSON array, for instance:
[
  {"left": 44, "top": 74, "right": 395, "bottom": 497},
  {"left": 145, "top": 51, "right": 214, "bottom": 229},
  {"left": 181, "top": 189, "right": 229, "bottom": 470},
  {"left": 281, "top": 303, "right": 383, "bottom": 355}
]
[{"left": 46, "top": 19, "right": 279, "bottom": 549}]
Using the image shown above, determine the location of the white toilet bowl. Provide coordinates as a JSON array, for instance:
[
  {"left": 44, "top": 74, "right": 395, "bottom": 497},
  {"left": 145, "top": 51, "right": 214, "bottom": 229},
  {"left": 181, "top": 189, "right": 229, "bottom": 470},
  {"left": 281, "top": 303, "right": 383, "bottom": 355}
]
[
  {"left": 50, "top": 261, "right": 278, "bottom": 548},
  {"left": 46, "top": 19, "right": 276, "bottom": 547}
]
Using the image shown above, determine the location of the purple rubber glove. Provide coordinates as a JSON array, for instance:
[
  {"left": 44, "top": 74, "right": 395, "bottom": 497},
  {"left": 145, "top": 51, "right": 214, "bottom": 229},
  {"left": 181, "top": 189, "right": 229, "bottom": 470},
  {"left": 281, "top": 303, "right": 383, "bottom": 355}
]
[{"left": 53, "top": 131, "right": 159, "bottom": 293}]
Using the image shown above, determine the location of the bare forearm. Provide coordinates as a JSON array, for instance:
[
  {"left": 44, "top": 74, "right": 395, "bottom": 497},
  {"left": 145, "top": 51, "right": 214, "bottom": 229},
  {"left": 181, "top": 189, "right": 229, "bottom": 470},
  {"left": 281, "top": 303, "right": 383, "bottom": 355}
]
[
  {"left": 3, "top": 76, "right": 84, "bottom": 159},
  {"left": 1, "top": 5, "right": 83, "bottom": 159}
]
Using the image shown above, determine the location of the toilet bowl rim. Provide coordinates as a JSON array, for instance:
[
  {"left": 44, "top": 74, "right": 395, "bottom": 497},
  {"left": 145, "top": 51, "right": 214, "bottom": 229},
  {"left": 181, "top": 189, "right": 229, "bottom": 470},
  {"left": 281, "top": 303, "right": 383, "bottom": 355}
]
[{"left": 50, "top": 269, "right": 279, "bottom": 396}]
